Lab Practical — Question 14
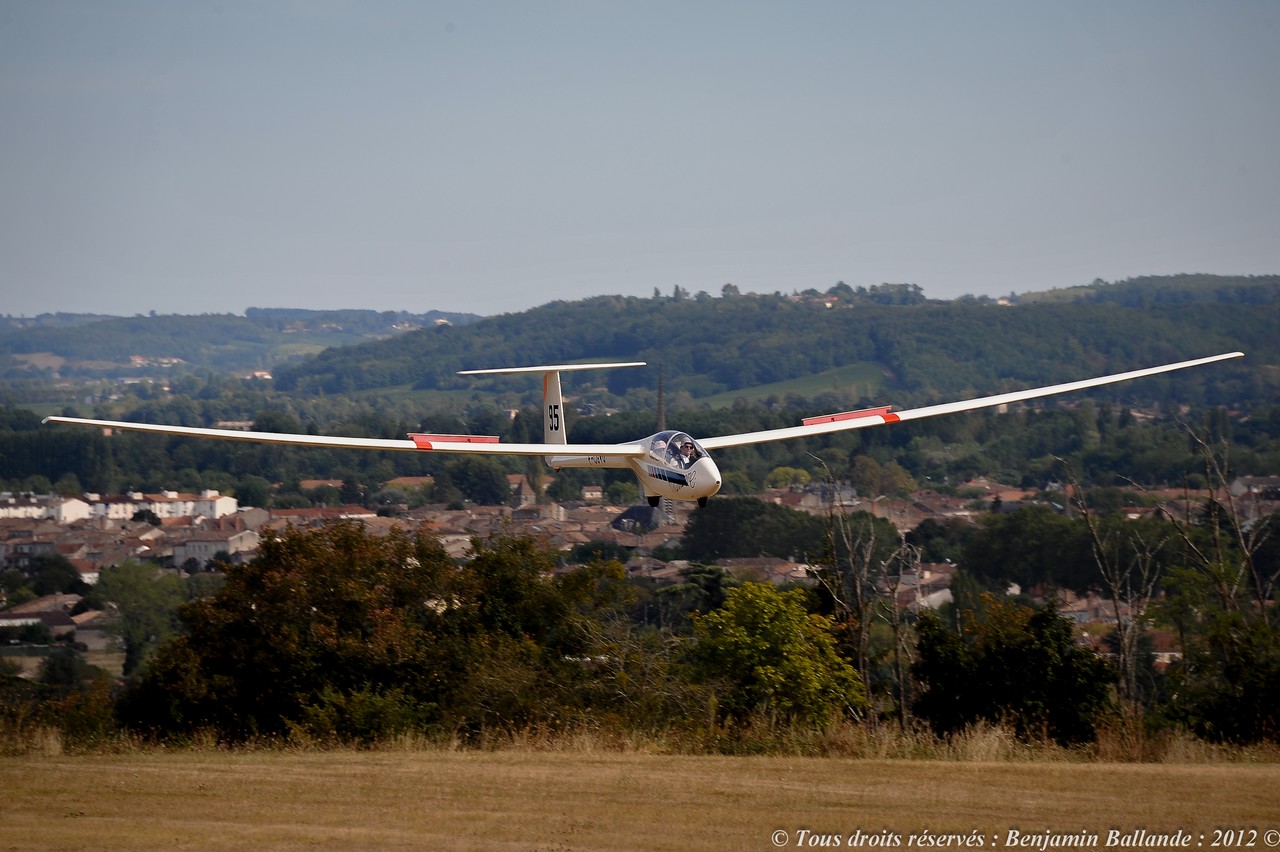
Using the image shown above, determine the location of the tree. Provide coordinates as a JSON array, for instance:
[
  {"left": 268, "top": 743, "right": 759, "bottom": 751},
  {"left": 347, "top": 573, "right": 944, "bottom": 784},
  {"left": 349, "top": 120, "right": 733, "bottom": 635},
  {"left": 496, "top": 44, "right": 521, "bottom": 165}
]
[
  {"left": 119, "top": 522, "right": 460, "bottom": 741},
  {"left": 811, "top": 505, "right": 902, "bottom": 693},
  {"left": 252, "top": 409, "right": 303, "bottom": 434},
  {"left": 438, "top": 457, "right": 511, "bottom": 505},
  {"left": 0, "top": 567, "right": 33, "bottom": 608},
  {"left": 718, "top": 470, "right": 757, "bottom": 496},
  {"left": 90, "top": 560, "right": 188, "bottom": 675},
  {"left": 1165, "top": 606, "right": 1280, "bottom": 744},
  {"left": 906, "top": 517, "right": 974, "bottom": 564},
  {"left": 566, "top": 540, "right": 631, "bottom": 565},
  {"left": 339, "top": 477, "right": 364, "bottom": 505},
  {"left": 37, "top": 646, "right": 98, "bottom": 700},
  {"left": 1066, "top": 464, "right": 1170, "bottom": 721},
  {"left": 656, "top": 563, "right": 740, "bottom": 631},
  {"left": 681, "top": 497, "right": 826, "bottom": 561},
  {"left": 850, "top": 456, "right": 883, "bottom": 497},
  {"left": 913, "top": 596, "right": 1114, "bottom": 745},
  {"left": 879, "top": 461, "right": 916, "bottom": 497},
  {"left": 764, "top": 466, "right": 810, "bottom": 489},
  {"left": 132, "top": 508, "right": 162, "bottom": 526},
  {"left": 119, "top": 525, "right": 660, "bottom": 742},
  {"left": 1145, "top": 432, "right": 1280, "bottom": 743},
  {"left": 606, "top": 480, "right": 638, "bottom": 506},
  {"left": 960, "top": 506, "right": 1094, "bottom": 592},
  {"left": 30, "top": 555, "right": 87, "bottom": 597},
  {"left": 234, "top": 475, "right": 271, "bottom": 509},
  {"left": 53, "top": 473, "right": 84, "bottom": 496},
  {"left": 692, "top": 583, "right": 866, "bottom": 725}
]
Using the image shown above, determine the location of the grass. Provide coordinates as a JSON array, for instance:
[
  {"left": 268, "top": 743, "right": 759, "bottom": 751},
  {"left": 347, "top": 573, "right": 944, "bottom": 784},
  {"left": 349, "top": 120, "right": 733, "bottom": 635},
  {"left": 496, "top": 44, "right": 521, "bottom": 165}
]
[{"left": 3, "top": 730, "right": 1279, "bottom": 850}]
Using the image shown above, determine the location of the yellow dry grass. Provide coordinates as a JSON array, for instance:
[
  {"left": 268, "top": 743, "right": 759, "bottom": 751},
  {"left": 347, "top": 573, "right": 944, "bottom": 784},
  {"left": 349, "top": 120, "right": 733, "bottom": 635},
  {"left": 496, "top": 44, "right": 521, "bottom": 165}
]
[{"left": 3, "top": 746, "right": 1279, "bottom": 850}]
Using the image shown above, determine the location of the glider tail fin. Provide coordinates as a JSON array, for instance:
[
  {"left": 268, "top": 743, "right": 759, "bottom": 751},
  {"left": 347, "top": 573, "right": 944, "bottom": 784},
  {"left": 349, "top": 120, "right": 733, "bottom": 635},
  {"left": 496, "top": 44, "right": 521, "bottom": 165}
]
[
  {"left": 543, "top": 369, "right": 567, "bottom": 446},
  {"left": 456, "top": 360, "right": 647, "bottom": 462}
]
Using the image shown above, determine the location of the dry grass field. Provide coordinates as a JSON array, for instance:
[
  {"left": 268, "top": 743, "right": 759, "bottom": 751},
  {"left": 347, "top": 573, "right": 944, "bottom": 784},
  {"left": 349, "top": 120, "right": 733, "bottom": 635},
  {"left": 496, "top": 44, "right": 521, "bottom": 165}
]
[{"left": 3, "top": 745, "right": 1279, "bottom": 850}]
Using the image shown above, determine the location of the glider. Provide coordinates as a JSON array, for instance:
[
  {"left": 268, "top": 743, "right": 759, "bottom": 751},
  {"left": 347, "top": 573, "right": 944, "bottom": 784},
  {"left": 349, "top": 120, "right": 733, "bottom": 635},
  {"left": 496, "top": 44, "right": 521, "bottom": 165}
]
[{"left": 44, "top": 351, "right": 1243, "bottom": 507}]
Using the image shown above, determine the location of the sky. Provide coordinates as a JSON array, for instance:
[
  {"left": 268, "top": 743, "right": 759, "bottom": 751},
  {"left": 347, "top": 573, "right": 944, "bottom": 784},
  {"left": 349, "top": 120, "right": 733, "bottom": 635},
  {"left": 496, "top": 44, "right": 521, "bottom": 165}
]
[{"left": 2, "top": 1, "right": 1278, "bottom": 318}]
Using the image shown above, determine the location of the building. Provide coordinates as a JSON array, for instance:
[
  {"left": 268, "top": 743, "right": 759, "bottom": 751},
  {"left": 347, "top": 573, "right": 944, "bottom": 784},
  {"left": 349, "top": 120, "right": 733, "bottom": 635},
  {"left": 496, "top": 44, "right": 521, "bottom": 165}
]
[
  {"left": 170, "top": 529, "right": 260, "bottom": 567},
  {"left": 85, "top": 490, "right": 238, "bottom": 521},
  {"left": 0, "top": 494, "right": 92, "bottom": 524}
]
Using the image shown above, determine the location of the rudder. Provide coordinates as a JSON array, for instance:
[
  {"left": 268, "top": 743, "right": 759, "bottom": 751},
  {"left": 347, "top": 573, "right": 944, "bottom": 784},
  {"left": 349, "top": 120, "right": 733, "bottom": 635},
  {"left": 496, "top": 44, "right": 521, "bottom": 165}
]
[{"left": 543, "top": 369, "right": 567, "bottom": 446}]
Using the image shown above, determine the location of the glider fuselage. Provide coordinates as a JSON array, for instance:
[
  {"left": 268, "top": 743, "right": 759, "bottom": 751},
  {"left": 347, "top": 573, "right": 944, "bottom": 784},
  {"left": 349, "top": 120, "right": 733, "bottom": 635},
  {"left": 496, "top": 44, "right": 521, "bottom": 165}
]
[{"left": 548, "top": 429, "right": 721, "bottom": 504}]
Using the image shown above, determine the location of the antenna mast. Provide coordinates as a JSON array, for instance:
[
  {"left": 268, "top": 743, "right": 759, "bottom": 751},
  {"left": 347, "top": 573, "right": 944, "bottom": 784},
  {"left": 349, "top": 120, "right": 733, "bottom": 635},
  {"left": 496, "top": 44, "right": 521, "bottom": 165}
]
[{"left": 656, "top": 364, "right": 666, "bottom": 431}]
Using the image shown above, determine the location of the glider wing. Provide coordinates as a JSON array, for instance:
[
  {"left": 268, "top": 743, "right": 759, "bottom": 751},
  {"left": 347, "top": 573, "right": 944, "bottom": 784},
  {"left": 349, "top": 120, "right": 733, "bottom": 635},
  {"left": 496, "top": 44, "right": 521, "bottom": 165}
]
[
  {"left": 40, "top": 416, "right": 645, "bottom": 458},
  {"left": 698, "top": 351, "right": 1244, "bottom": 451}
]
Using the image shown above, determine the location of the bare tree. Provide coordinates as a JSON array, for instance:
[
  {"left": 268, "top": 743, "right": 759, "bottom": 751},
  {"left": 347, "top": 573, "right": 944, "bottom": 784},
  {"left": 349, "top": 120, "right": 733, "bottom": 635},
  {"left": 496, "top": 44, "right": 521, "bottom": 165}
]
[
  {"left": 819, "top": 498, "right": 883, "bottom": 687},
  {"left": 1061, "top": 460, "right": 1166, "bottom": 718},
  {"left": 1123, "top": 428, "right": 1275, "bottom": 616},
  {"left": 811, "top": 456, "right": 916, "bottom": 724},
  {"left": 1175, "top": 428, "right": 1276, "bottom": 616},
  {"left": 876, "top": 540, "right": 920, "bottom": 729}
]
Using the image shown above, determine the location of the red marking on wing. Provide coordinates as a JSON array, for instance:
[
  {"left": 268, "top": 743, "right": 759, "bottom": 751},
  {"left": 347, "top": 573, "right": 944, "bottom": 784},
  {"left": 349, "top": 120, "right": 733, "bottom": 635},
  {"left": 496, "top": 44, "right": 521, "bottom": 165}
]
[
  {"left": 409, "top": 433, "right": 500, "bottom": 450},
  {"left": 802, "top": 406, "right": 894, "bottom": 426}
]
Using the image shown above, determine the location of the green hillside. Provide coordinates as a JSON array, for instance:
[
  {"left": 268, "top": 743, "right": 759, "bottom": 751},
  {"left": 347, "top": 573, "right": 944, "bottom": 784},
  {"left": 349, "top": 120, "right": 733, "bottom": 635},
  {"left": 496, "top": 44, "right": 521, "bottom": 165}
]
[
  {"left": 1016, "top": 274, "right": 1280, "bottom": 306},
  {"left": 4, "top": 275, "right": 1275, "bottom": 420},
  {"left": 699, "top": 362, "right": 888, "bottom": 408},
  {"left": 271, "top": 278, "right": 1276, "bottom": 411},
  {"left": 0, "top": 308, "right": 479, "bottom": 380}
]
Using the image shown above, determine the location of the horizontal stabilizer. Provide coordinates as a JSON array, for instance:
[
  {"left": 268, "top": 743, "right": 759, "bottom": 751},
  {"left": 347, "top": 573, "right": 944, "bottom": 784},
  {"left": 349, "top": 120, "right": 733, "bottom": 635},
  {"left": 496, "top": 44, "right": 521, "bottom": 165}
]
[{"left": 458, "top": 361, "right": 646, "bottom": 376}]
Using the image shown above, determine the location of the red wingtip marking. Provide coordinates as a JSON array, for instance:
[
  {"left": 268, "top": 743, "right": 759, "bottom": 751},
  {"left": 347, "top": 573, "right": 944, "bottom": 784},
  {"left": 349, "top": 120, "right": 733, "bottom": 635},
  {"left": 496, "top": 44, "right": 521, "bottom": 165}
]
[
  {"left": 802, "top": 406, "right": 894, "bottom": 426},
  {"left": 882, "top": 412, "right": 900, "bottom": 423},
  {"left": 409, "top": 433, "right": 500, "bottom": 449}
]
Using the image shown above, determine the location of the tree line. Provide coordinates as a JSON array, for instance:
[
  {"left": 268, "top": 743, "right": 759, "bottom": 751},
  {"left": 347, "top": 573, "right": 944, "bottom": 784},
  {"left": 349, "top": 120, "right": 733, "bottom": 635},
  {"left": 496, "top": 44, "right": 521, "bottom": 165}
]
[
  {"left": 8, "top": 393, "right": 1280, "bottom": 519},
  {"left": 8, "top": 448, "right": 1279, "bottom": 752}
]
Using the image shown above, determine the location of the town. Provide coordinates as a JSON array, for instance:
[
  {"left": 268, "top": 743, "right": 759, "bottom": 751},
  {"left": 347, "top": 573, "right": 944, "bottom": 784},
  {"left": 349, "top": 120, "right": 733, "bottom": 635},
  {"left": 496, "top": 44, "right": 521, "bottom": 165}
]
[{"left": 6, "top": 472, "right": 1278, "bottom": 679}]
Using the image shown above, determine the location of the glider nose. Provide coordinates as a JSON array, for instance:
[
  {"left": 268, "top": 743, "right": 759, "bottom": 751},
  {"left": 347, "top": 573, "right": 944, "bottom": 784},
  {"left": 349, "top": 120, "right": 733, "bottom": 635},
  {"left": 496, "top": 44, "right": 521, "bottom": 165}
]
[{"left": 696, "top": 456, "right": 722, "bottom": 498}]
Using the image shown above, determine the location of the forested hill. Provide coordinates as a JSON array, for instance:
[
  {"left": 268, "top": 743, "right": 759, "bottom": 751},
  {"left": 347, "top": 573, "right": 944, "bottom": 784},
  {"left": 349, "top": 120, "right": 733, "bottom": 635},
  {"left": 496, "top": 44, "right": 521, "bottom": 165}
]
[
  {"left": 273, "top": 279, "right": 1275, "bottom": 409},
  {"left": 1018, "top": 274, "right": 1280, "bottom": 307},
  {"left": 0, "top": 308, "right": 478, "bottom": 376}
]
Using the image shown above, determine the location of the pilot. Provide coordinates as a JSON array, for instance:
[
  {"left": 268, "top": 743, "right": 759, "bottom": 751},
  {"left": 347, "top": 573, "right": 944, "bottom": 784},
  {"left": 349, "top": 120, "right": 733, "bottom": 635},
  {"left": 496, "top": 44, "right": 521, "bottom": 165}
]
[{"left": 677, "top": 439, "right": 699, "bottom": 468}]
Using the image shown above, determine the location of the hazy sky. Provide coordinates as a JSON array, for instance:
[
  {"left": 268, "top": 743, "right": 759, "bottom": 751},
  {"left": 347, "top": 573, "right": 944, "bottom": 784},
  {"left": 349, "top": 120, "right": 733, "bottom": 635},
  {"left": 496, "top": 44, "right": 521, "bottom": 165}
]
[{"left": 2, "top": 1, "right": 1278, "bottom": 318}]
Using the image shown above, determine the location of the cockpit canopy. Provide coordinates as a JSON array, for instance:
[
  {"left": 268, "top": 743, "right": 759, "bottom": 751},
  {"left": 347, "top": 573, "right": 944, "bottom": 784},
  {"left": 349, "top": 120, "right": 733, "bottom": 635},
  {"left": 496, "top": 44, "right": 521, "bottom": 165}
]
[{"left": 644, "top": 430, "right": 709, "bottom": 469}]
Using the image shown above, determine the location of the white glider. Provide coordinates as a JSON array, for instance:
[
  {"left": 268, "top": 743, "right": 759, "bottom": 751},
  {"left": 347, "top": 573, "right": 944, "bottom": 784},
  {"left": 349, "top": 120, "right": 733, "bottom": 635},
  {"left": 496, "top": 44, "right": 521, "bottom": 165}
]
[{"left": 44, "top": 352, "right": 1243, "bottom": 507}]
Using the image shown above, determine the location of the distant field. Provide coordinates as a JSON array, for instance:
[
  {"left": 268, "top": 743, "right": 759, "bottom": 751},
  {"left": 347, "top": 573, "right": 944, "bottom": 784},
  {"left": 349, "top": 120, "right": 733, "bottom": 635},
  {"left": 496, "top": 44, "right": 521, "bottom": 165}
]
[
  {"left": 270, "top": 341, "right": 336, "bottom": 359},
  {"left": 11, "top": 352, "right": 66, "bottom": 370},
  {"left": 700, "top": 362, "right": 889, "bottom": 408},
  {"left": 14, "top": 401, "right": 64, "bottom": 418},
  {"left": 3, "top": 749, "right": 1277, "bottom": 850}
]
